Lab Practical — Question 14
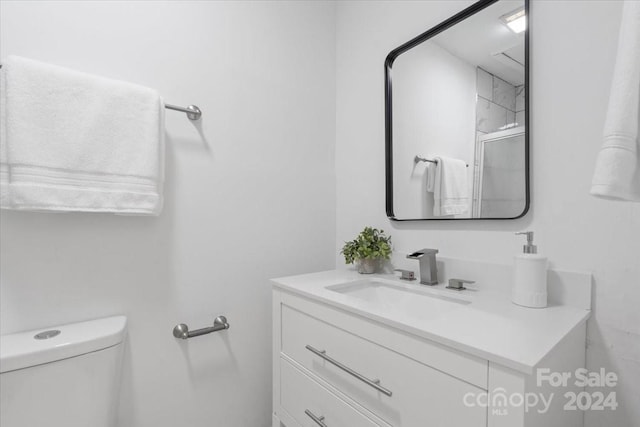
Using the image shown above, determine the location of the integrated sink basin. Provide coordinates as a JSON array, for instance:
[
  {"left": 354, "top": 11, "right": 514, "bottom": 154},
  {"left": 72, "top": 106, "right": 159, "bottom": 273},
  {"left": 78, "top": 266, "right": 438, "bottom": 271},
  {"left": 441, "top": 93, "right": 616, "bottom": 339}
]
[{"left": 326, "top": 278, "right": 470, "bottom": 322}]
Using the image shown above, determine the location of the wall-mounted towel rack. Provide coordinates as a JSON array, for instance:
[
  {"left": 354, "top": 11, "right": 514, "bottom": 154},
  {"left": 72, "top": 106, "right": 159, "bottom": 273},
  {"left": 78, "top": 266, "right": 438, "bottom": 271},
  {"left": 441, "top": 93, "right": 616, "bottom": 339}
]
[
  {"left": 173, "top": 315, "right": 229, "bottom": 339},
  {"left": 415, "top": 155, "right": 469, "bottom": 168},
  {"left": 165, "top": 104, "right": 202, "bottom": 121},
  {"left": 0, "top": 63, "right": 202, "bottom": 121}
]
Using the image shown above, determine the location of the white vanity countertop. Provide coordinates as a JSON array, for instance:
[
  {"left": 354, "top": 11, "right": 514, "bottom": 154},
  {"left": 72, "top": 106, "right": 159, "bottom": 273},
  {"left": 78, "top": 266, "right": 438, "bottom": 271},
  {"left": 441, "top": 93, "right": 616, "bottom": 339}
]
[{"left": 271, "top": 269, "right": 590, "bottom": 375}]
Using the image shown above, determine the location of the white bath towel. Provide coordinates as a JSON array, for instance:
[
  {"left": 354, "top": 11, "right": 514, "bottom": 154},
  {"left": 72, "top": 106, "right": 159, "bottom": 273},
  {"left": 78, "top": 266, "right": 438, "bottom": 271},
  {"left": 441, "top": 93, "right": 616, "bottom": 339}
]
[
  {"left": 433, "top": 156, "right": 468, "bottom": 216},
  {"left": 425, "top": 161, "right": 436, "bottom": 193},
  {"left": 590, "top": 1, "right": 640, "bottom": 202},
  {"left": 0, "top": 56, "right": 164, "bottom": 214}
]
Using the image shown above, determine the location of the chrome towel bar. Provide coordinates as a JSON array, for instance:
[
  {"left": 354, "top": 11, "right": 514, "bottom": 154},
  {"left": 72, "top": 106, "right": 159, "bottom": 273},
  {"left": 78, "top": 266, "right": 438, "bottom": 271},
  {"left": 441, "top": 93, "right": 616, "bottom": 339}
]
[
  {"left": 0, "top": 64, "right": 202, "bottom": 121},
  {"left": 164, "top": 103, "right": 202, "bottom": 121},
  {"left": 415, "top": 155, "right": 469, "bottom": 168},
  {"left": 173, "top": 315, "right": 229, "bottom": 339}
]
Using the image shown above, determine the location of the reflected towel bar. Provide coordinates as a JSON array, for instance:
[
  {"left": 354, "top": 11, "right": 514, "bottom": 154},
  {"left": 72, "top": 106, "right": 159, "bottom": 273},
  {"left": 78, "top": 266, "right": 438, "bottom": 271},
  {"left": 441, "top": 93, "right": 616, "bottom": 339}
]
[
  {"left": 415, "top": 155, "right": 469, "bottom": 168},
  {"left": 0, "top": 63, "right": 202, "bottom": 121}
]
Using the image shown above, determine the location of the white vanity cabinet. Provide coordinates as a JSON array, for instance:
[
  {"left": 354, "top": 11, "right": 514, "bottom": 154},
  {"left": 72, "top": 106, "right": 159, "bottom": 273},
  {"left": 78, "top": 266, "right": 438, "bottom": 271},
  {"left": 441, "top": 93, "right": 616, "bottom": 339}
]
[
  {"left": 272, "top": 271, "right": 588, "bottom": 427},
  {"left": 273, "top": 289, "right": 489, "bottom": 427}
]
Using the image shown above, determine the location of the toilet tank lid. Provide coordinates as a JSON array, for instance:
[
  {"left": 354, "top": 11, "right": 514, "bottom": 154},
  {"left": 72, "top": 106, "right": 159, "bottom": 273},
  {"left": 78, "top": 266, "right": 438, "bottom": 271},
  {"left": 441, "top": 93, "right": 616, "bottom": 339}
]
[{"left": 0, "top": 315, "right": 127, "bottom": 374}]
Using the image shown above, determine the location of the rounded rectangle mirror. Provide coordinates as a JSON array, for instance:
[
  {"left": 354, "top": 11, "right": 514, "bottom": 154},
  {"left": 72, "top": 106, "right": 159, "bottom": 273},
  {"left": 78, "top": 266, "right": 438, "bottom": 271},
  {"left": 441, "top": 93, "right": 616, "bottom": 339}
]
[{"left": 385, "top": 0, "right": 529, "bottom": 220}]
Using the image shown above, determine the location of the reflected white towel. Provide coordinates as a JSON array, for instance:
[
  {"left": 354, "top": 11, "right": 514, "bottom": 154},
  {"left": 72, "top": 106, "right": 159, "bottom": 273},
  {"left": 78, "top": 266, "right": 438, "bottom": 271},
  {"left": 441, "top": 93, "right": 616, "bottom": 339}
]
[
  {"left": 590, "top": 1, "right": 640, "bottom": 201},
  {"left": 433, "top": 156, "right": 468, "bottom": 216},
  {"left": 425, "top": 162, "right": 436, "bottom": 192},
  {"left": 0, "top": 56, "right": 164, "bottom": 214}
]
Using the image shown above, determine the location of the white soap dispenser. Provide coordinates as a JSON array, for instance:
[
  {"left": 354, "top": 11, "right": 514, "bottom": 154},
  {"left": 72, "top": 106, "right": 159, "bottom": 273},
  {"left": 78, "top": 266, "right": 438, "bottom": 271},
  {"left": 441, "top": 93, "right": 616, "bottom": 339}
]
[{"left": 512, "top": 231, "right": 548, "bottom": 308}]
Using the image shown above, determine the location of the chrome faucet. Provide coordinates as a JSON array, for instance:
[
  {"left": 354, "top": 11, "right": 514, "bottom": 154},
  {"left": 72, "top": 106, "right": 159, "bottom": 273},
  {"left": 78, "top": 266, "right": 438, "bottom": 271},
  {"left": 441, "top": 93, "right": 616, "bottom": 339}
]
[{"left": 406, "top": 249, "right": 439, "bottom": 285}]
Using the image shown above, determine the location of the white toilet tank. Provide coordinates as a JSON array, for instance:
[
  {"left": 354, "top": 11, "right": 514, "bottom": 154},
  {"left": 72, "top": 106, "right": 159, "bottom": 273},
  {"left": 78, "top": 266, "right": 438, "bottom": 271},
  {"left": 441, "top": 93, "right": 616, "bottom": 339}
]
[{"left": 0, "top": 316, "right": 127, "bottom": 427}]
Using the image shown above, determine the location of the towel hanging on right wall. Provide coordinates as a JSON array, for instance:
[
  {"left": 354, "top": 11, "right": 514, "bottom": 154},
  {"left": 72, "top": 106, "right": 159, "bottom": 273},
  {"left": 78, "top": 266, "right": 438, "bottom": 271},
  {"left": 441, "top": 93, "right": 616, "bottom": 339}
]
[{"left": 590, "top": 0, "right": 640, "bottom": 202}]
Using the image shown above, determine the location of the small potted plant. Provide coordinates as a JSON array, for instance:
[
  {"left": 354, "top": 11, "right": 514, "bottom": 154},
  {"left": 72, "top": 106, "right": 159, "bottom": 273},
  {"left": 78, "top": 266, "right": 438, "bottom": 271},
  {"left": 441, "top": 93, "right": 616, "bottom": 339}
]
[{"left": 341, "top": 227, "right": 392, "bottom": 274}]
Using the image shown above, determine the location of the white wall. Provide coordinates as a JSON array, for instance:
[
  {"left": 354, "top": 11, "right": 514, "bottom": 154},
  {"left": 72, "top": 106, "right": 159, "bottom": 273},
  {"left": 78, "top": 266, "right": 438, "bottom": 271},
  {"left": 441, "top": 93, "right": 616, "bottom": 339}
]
[
  {"left": 0, "top": 2, "right": 336, "bottom": 427},
  {"left": 335, "top": 1, "right": 639, "bottom": 427},
  {"left": 2, "top": 1, "right": 638, "bottom": 426},
  {"left": 393, "top": 41, "right": 476, "bottom": 218}
]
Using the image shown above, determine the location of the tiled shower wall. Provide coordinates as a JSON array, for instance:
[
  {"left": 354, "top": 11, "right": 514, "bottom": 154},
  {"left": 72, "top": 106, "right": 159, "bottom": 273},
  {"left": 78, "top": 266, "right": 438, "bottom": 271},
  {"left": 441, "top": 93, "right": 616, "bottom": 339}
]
[
  {"left": 473, "top": 67, "right": 526, "bottom": 217},
  {"left": 475, "top": 67, "right": 524, "bottom": 134}
]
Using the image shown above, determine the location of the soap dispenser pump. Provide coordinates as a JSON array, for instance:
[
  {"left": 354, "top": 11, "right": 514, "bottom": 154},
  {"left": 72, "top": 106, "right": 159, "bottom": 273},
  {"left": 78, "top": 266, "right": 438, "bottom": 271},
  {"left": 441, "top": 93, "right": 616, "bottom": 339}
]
[{"left": 512, "top": 231, "right": 548, "bottom": 308}]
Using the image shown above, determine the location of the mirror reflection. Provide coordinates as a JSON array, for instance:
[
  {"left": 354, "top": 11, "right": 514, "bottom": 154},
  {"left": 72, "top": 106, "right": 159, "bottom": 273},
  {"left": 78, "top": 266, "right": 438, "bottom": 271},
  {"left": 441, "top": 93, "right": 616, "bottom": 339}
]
[{"left": 386, "top": 0, "right": 528, "bottom": 220}]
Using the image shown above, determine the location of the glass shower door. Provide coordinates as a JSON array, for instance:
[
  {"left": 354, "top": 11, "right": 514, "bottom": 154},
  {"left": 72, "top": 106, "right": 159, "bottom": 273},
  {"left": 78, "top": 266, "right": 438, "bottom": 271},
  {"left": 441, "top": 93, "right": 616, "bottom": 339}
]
[{"left": 473, "top": 127, "right": 526, "bottom": 218}]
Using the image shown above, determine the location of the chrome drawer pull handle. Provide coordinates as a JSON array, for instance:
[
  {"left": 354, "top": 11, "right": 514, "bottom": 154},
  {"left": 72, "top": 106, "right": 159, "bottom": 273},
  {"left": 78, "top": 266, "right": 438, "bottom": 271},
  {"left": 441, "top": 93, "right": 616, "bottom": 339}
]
[
  {"left": 305, "top": 344, "right": 393, "bottom": 397},
  {"left": 305, "top": 409, "right": 327, "bottom": 427}
]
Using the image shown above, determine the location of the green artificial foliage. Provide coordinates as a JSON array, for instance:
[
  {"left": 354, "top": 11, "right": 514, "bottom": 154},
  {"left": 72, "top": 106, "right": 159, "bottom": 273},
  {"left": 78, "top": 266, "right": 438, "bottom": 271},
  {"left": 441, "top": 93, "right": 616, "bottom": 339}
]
[{"left": 341, "top": 227, "right": 392, "bottom": 264}]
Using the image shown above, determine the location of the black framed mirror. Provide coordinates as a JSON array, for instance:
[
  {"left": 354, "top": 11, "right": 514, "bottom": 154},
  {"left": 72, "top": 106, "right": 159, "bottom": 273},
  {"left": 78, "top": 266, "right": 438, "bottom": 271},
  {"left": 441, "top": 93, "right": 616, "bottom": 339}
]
[{"left": 385, "top": 0, "right": 529, "bottom": 220}]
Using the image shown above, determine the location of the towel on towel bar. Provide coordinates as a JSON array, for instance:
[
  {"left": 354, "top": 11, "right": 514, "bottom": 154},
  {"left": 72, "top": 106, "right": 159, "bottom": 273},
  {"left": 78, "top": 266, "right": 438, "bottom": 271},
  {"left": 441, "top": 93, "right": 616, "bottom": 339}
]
[
  {"left": 433, "top": 156, "right": 469, "bottom": 217},
  {"left": 590, "top": 1, "right": 640, "bottom": 201},
  {"left": 0, "top": 56, "right": 165, "bottom": 214},
  {"left": 425, "top": 161, "right": 436, "bottom": 193}
]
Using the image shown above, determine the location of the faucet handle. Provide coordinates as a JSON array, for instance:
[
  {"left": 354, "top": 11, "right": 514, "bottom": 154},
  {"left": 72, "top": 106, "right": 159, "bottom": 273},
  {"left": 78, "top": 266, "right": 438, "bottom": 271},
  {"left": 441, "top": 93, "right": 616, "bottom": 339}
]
[
  {"left": 446, "top": 278, "right": 475, "bottom": 291},
  {"left": 394, "top": 269, "right": 416, "bottom": 281}
]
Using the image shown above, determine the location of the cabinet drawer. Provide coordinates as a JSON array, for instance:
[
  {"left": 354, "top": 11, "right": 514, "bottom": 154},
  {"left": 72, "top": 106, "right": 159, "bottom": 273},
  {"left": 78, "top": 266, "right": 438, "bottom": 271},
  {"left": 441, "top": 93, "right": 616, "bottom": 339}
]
[
  {"left": 281, "top": 304, "right": 487, "bottom": 427},
  {"left": 281, "top": 358, "right": 382, "bottom": 427}
]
